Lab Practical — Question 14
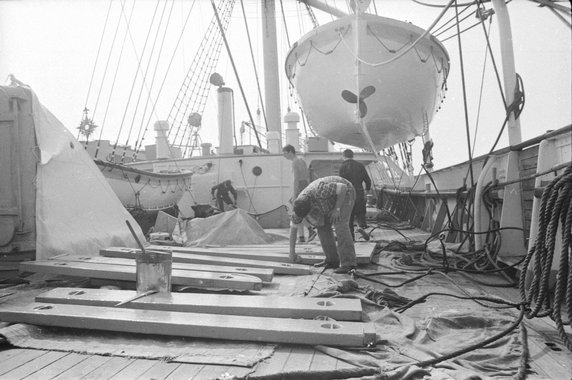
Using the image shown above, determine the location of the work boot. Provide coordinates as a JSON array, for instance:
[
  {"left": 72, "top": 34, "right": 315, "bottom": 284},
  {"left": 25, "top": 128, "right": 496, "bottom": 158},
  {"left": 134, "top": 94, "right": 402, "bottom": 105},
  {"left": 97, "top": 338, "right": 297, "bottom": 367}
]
[
  {"left": 333, "top": 266, "right": 357, "bottom": 274},
  {"left": 314, "top": 260, "right": 339, "bottom": 269}
]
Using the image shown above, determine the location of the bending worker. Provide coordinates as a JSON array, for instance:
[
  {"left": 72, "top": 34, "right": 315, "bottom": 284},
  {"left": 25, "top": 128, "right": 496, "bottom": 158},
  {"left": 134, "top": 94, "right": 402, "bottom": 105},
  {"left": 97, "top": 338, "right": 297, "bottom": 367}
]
[
  {"left": 289, "top": 176, "right": 357, "bottom": 274},
  {"left": 211, "top": 180, "right": 237, "bottom": 211}
]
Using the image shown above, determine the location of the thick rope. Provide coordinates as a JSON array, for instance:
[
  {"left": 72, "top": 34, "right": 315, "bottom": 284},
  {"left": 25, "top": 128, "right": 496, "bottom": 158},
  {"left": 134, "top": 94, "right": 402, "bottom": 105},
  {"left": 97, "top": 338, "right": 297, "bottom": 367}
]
[{"left": 519, "top": 164, "right": 572, "bottom": 351}]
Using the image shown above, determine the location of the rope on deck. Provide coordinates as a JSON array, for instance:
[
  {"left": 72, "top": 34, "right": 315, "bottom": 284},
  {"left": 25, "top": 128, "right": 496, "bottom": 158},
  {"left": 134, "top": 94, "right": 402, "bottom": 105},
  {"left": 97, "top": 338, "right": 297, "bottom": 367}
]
[{"left": 518, "top": 163, "right": 572, "bottom": 352}]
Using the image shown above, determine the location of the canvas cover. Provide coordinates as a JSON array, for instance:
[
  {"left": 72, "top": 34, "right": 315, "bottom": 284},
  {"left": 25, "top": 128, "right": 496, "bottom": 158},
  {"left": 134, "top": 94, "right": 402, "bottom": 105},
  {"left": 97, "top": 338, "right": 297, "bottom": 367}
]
[
  {"left": 28, "top": 87, "right": 145, "bottom": 259},
  {"left": 181, "top": 209, "right": 273, "bottom": 247}
]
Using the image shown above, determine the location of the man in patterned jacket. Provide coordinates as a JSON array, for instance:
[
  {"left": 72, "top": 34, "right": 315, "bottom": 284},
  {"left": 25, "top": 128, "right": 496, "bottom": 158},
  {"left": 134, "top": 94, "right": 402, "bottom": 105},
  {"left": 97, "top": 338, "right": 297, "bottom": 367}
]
[{"left": 288, "top": 176, "right": 357, "bottom": 274}]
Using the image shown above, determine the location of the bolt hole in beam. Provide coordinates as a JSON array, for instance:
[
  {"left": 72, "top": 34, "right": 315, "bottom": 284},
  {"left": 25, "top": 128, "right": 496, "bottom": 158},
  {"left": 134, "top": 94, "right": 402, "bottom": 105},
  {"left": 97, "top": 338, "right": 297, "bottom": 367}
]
[
  {"left": 68, "top": 290, "right": 86, "bottom": 296},
  {"left": 321, "top": 323, "right": 342, "bottom": 330},
  {"left": 317, "top": 300, "right": 335, "bottom": 307},
  {"left": 218, "top": 275, "right": 234, "bottom": 279},
  {"left": 33, "top": 305, "right": 53, "bottom": 311},
  {"left": 544, "top": 342, "right": 562, "bottom": 351}
]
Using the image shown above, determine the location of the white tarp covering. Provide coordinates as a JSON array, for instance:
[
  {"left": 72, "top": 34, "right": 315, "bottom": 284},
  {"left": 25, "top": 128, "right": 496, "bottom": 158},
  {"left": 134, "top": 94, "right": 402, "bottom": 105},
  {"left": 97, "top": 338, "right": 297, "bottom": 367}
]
[
  {"left": 181, "top": 209, "right": 273, "bottom": 247},
  {"left": 31, "top": 89, "right": 145, "bottom": 259}
]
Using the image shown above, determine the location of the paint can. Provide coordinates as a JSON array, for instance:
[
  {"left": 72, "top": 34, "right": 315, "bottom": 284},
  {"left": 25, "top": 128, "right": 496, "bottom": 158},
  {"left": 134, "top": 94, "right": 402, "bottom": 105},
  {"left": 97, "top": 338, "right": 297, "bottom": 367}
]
[{"left": 135, "top": 249, "right": 172, "bottom": 293}]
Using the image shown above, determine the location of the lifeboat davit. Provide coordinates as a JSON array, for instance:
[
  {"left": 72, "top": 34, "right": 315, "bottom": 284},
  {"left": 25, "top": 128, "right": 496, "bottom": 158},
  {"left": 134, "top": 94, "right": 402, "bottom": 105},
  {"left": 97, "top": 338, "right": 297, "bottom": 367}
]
[{"left": 285, "top": 12, "right": 449, "bottom": 150}]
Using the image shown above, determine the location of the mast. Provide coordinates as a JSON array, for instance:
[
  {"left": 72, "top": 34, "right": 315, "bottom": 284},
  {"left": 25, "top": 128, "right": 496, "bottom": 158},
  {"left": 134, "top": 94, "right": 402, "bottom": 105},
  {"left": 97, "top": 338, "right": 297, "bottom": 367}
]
[
  {"left": 491, "top": 0, "right": 522, "bottom": 145},
  {"left": 261, "top": 0, "right": 282, "bottom": 151},
  {"left": 475, "top": 0, "right": 525, "bottom": 258}
]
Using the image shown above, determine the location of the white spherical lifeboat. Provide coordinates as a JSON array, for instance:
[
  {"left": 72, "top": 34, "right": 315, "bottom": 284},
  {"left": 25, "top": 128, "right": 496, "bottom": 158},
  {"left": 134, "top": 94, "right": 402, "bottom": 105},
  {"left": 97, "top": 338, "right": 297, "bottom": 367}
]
[{"left": 285, "top": 13, "right": 449, "bottom": 150}]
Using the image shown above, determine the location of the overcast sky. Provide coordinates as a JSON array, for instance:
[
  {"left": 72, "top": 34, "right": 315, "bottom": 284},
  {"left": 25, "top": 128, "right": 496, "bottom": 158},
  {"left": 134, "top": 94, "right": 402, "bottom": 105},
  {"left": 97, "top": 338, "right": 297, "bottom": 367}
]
[{"left": 1, "top": 0, "right": 570, "bottom": 169}]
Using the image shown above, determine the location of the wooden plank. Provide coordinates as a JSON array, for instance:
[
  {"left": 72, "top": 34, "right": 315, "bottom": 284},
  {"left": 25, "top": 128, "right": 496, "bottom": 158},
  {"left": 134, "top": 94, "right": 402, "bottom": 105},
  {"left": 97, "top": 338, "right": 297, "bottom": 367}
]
[
  {"left": 36, "top": 287, "right": 363, "bottom": 320},
  {"left": 521, "top": 323, "right": 572, "bottom": 379},
  {"left": 136, "top": 361, "right": 181, "bottom": 380},
  {"left": 0, "top": 350, "right": 68, "bottom": 379},
  {"left": 194, "top": 365, "right": 233, "bottom": 379},
  {"left": 149, "top": 244, "right": 374, "bottom": 265},
  {"left": 101, "top": 247, "right": 312, "bottom": 275},
  {"left": 0, "top": 302, "right": 377, "bottom": 347},
  {"left": 282, "top": 345, "right": 313, "bottom": 373},
  {"left": 309, "top": 350, "right": 339, "bottom": 371},
  {"left": 524, "top": 331, "right": 571, "bottom": 380},
  {"left": 225, "top": 366, "right": 254, "bottom": 378},
  {"left": 108, "top": 358, "right": 158, "bottom": 379},
  {"left": 166, "top": 364, "right": 204, "bottom": 379},
  {"left": 0, "top": 348, "right": 32, "bottom": 364},
  {"left": 51, "top": 355, "right": 113, "bottom": 380},
  {"left": 251, "top": 345, "right": 291, "bottom": 376},
  {"left": 23, "top": 352, "right": 88, "bottom": 380},
  {"left": 0, "top": 348, "right": 47, "bottom": 376},
  {"left": 52, "top": 254, "right": 274, "bottom": 282},
  {"left": 20, "top": 260, "right": 262, "bottom": 291},
  {"left": 79, "top": 356, "right": 133, "bottom": 380}
]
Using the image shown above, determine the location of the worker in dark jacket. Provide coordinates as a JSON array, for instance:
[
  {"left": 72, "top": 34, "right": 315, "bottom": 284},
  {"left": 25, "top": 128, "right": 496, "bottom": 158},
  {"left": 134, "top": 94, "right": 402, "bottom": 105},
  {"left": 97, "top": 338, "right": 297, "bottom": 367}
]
[
  {"left": 338, "top": 149, "right": 371, "bottom": 240},
  {"left": 211, "top": 180, "right": 237, "bottom": 211}
]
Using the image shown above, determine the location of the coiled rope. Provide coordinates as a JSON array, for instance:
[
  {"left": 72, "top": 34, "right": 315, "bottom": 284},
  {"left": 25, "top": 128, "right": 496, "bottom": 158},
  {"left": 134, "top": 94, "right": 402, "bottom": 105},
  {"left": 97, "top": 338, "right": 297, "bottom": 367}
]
[{"left": 519, "top": 163, "right": 572, "bottom": 352}]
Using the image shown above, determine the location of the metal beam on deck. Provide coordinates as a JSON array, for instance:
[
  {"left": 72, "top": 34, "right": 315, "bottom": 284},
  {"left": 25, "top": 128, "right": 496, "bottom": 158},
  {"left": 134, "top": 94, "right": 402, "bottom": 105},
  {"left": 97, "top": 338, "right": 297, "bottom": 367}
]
[
  {"left": 101, "top": 247, "right": 312, "bottom": 275},
  {"left": 20, "top": 261, "right": 262, "bottom": 291},
  {"left": 0, "top": 303, "right": 377, "bottom": 347},
  {"left": 36, "top": 287, "right": 363, "bottom": 321},
  {"left": 50, "top": 254, "right": 274, "bottom": 282}
]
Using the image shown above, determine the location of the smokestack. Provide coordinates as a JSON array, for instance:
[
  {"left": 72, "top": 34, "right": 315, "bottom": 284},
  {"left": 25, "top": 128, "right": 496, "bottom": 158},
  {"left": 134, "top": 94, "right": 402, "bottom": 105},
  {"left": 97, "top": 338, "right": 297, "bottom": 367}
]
[
  {"left": 217, "top": 87, "right": 234, "bottom": 155},
  {"left": 154, "top": 120, "right": 171, "bottom": 160},
  {"left": 284, "top": 111, "right": 301, "bottom": 151}
]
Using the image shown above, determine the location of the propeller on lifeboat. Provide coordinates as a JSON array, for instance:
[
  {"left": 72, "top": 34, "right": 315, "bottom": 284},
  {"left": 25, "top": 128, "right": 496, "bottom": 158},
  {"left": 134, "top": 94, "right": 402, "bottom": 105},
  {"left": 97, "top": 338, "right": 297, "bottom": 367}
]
[{"left": 341, "top": 85, "right": 376, "bottom": 118}]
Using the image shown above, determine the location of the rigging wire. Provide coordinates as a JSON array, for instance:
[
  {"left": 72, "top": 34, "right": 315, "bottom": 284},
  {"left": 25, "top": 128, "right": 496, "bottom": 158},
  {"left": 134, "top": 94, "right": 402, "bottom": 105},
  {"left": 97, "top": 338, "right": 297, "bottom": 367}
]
[
  {"left": 453, "top": 0, "right": 476, "bottom": 187},
  {"left": 412, "top": 0, "right": 477, "bottom": 7},
  {"left": 471, "top": 12, "right": 491, "bottom": 159},
  {"left": 79, "top": 0, "right": 113, "bottom": 142},
  {"left": 476, "top": 0, "right": 507, "bottom": 109},
  {"left": 129, "top": 0, "right": 178, "bottom": 161},
  {"left": 166, "top": 0, "right": 232, "bottom": 157},
  {"left": 92, "top": 2, "right": 130, "bottom": 159},
  {"left": 211, "top": 0, "right": 261, "bottom": 149},
  {"left": 432, "top": 0, "right": 475, "bottom": 36},
  {"left": 439, "top": 17, "right": 485, "bottom": 42},
  {"left": 341, "top": 0, "right": 456, "bottom": 68},
  {"left": 101, "top": 0, "right": 136, "bottom": 161},
  {"left": 240, "top": 0, "right": 269, "bottom": 133},
  {"left": 116, "top": 0, "right": 169, "bottom": 163},
  {"left": 132, "top": 0, "right": 199, "bottom": 160}
]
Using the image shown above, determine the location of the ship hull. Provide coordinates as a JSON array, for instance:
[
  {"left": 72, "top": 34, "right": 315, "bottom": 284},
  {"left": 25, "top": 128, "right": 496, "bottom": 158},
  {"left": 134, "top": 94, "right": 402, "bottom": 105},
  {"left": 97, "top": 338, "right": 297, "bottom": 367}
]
[{"left": 96, "top": 160, "right": 193, "bottom": 211}]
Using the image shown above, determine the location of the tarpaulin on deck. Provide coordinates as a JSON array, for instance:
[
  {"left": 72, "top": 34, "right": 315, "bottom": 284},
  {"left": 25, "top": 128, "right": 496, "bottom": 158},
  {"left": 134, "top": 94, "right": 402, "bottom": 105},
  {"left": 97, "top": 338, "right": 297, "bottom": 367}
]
[
  {"left": 181, "top": 209, "right": 274, "bottom": 247},
  {"left": 0, "top": 323, "right": 275, "bottom": 367},
  {"left": 29, "top": 87, "right": 145, "bottom": 259}
]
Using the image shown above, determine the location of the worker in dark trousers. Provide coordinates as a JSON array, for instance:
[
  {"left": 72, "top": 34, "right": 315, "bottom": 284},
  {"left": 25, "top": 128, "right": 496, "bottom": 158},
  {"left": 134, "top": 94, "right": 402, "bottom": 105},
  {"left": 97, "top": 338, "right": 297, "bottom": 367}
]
[
  {"left": 338, "top": 149, "right": 371, "bottom": 241},
  {"left": 211, "top": 180, "right": 237, "bottom": 211}
]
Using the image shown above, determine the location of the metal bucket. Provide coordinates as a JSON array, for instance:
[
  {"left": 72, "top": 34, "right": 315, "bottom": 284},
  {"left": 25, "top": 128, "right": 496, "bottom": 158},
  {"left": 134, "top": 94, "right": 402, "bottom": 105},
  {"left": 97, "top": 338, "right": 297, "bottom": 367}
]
[{"left": 135, "top": 249, "right": 172, "bottom": 293}]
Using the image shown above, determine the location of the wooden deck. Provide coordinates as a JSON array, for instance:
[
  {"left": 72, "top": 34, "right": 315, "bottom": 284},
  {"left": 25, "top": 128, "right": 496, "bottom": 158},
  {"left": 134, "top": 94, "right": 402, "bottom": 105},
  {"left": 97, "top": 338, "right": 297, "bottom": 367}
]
[{"left": 0, "top": 226, "right": 570, "bottom": 380}]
